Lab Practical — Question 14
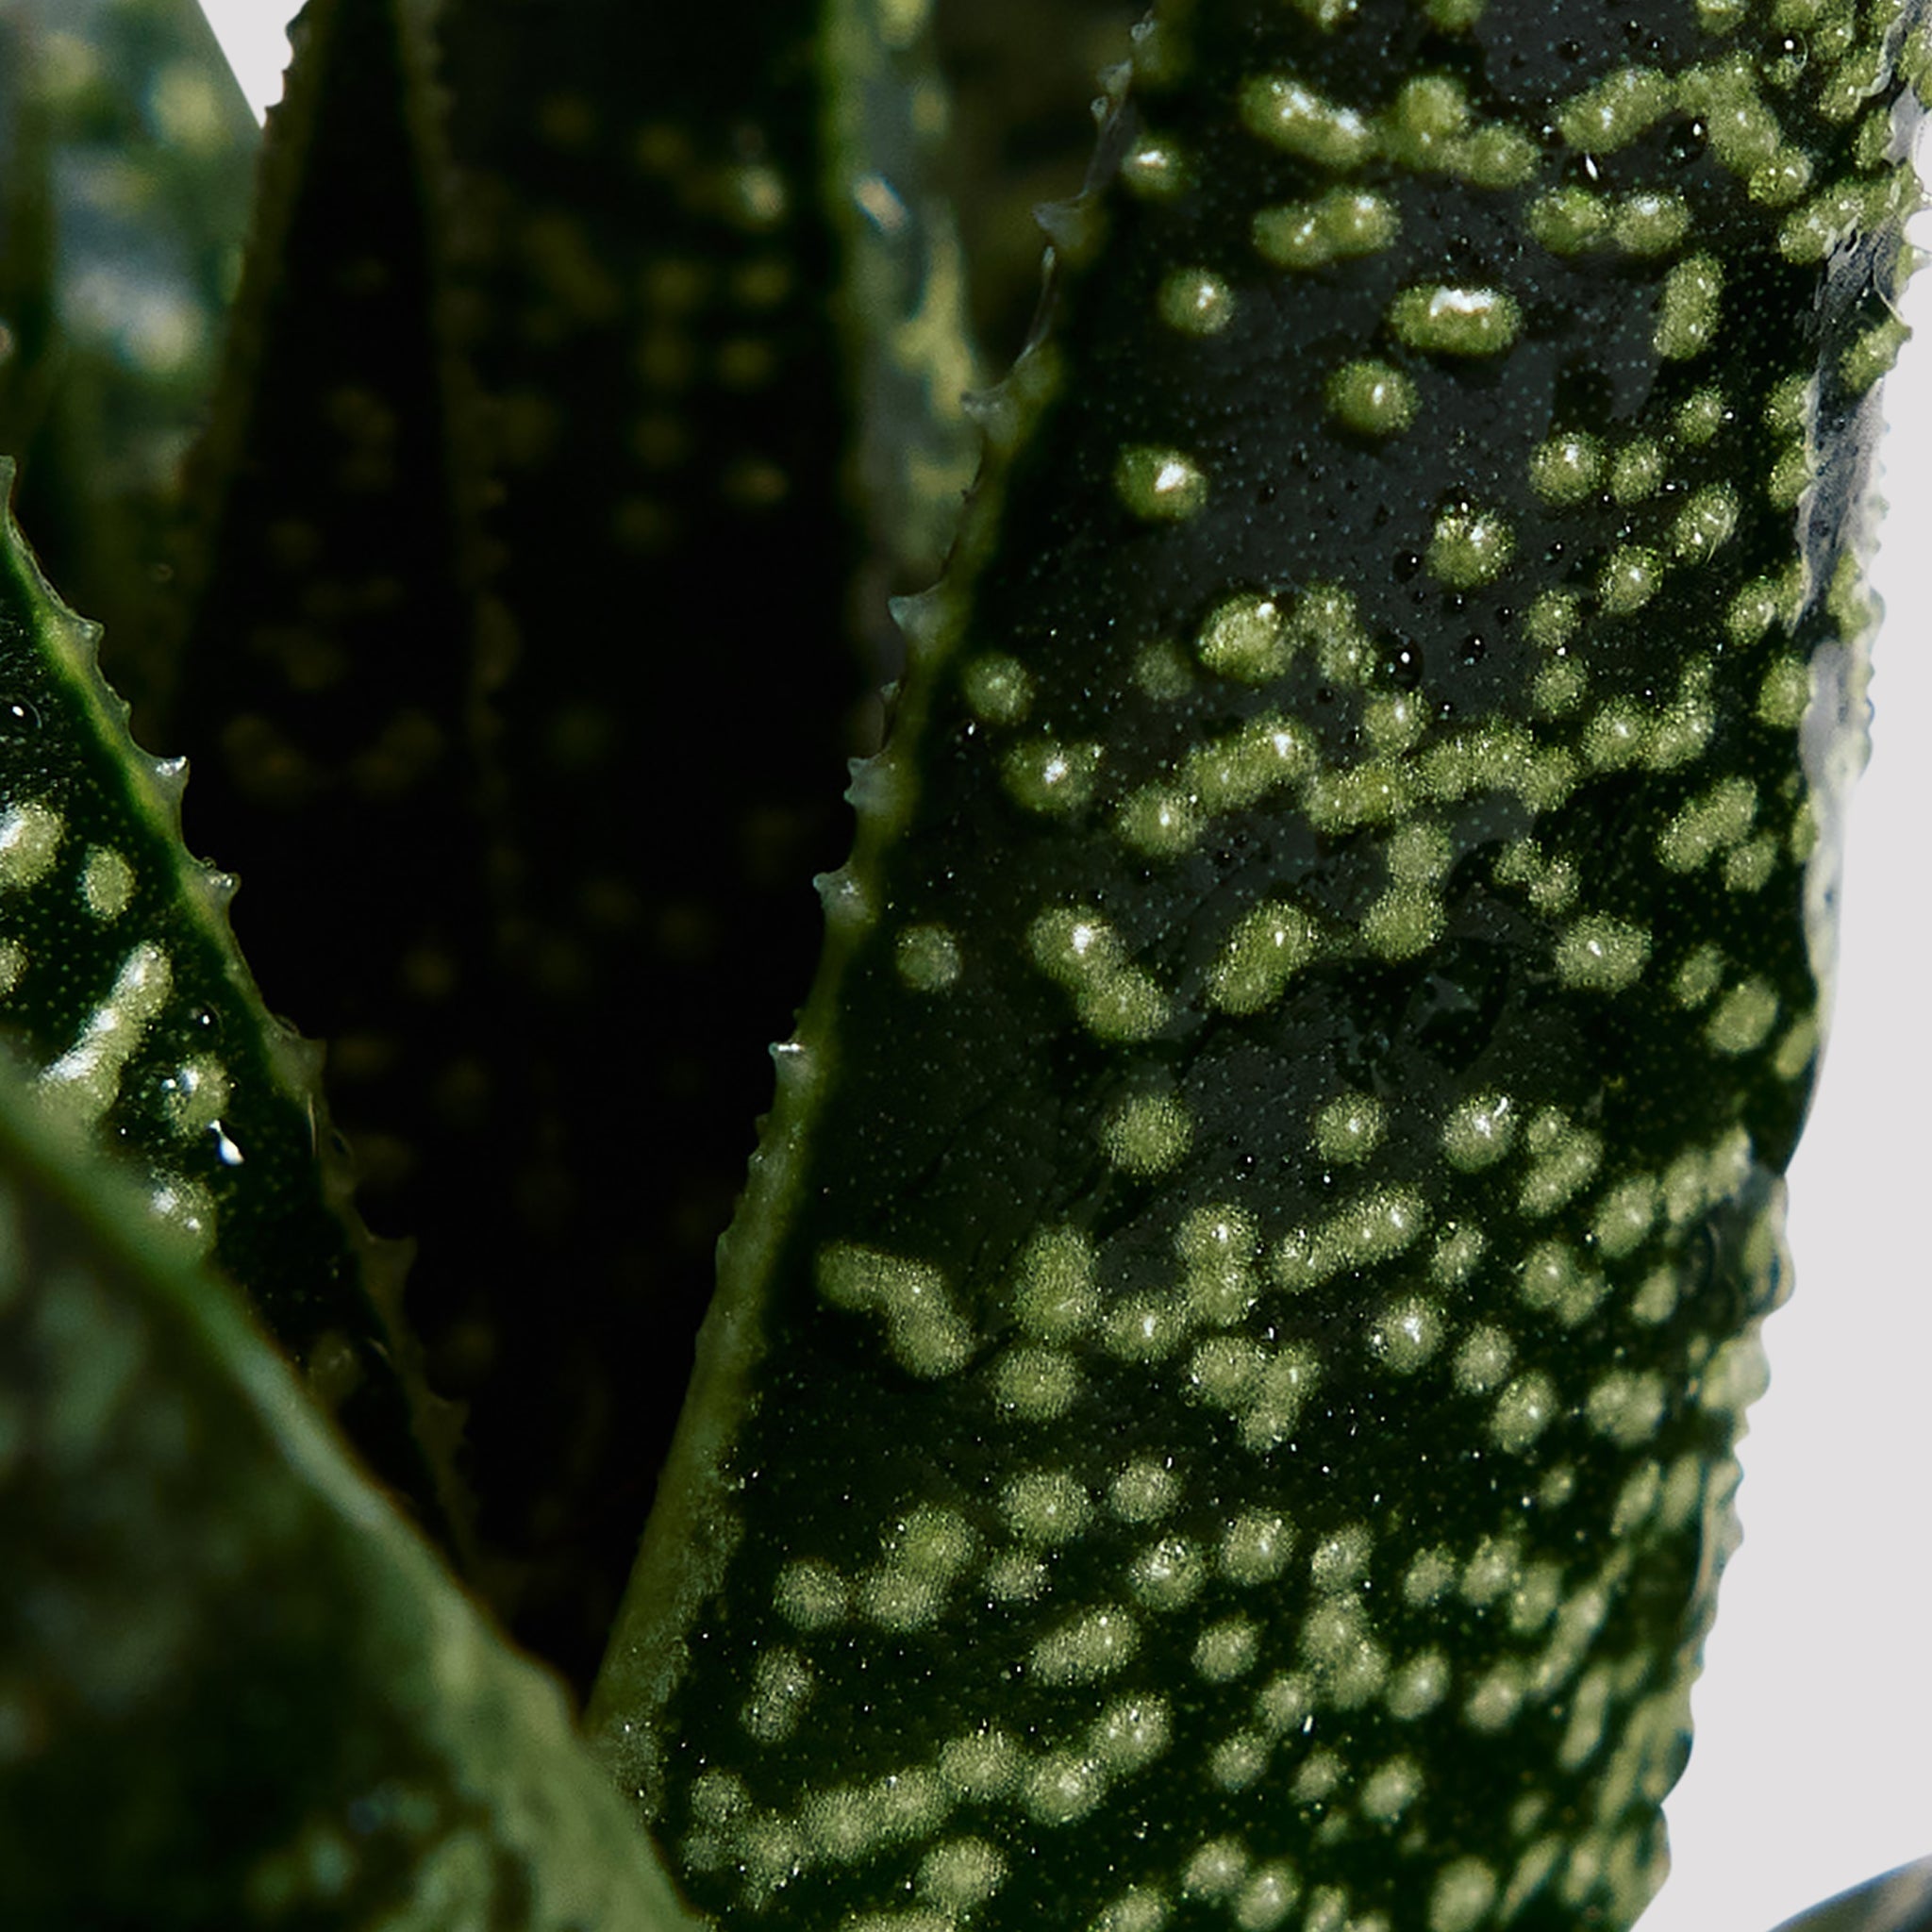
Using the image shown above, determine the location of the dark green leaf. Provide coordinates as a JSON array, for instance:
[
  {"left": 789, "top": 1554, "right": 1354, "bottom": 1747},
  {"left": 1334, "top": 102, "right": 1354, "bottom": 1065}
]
[
  {"left": 591, "top": 5, "right": 1922, "bottom": 1929},
  {"left": 0, "top": 1045, "right": 702, "bottom": 1928}
]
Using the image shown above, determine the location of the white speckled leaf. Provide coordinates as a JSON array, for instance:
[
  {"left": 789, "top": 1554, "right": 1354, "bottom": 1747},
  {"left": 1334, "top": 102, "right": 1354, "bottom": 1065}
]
[
  {"left": 591, "top": 5, "right": 1924, "bottom": 1931},
  {"left": 0, "top": 462, "right": 458, "bottom": 1536}
]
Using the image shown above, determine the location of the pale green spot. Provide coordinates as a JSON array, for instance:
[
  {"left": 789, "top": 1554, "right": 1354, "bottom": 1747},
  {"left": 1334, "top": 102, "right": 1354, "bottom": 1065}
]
[
  {"left": 1608, "top": 439, "right": 1665, "bottom": 504},
  {"left": 1029, "top": 907, "right": 1171, "bottom": 1041},
  {"left": 1457, "top": 125, "right": 1540, "bottom": 189},
  {"left": 1757, "top": 656, "right": 1810, "bottom": 728},
  {"left": 1207, "top": 900, "right": 1319, "bottom": 1014},
  {"left": 1387, "top": 1650, "right": 1451, "bottom": 1721},
  {"left": 817, "top": 1241, "right": 973, "bottom": 1376},
  {"left": 1110, "top": 1457, "right": 1178, "bottom": 1523},
  {"left": 81, "top": 846, "right": 137, "bottom": 920},
  {"left": 921, "top": 1840, "right": 1007, "bottom": 1912},
  {"left": 1655, "top": 255, "right": 1723, "bottom": 359},
  {"left": 1442, "top": 1091, "right": 1515, "bottom": 1170},
  {"left": 1390, "top": 284, "right": 1521, "bottom": 356},
  {"left": 1239, "top": 75, "right": 1375, "bottom": 169},
  {"left": 1518, "top": 1238, "right": 1607, "bottom": 1324},
  {"left": 1431, "top": 1224, "right": 1486, "bottom": 1286},
  {"left": 1312, "top": 1091, "right": 1385, "bottom": 1162},
  {"left": 1132, "top": 639, "right": 1192, "bottom": 701},
  {"left": 1120, "top": 140, "right": 1188, "bottom": 200},
  {"left": 1422, "top": 0, "right": 1484, "bottom": 25},
  {"left": 1674, "top": 388, "right": 1726, "bottom": 442},
  {"left": 1454, "top": 1325, "right": 1514, "bottom": 1395},
  {"left": 1490, "top": 1373, "right": 1557, "bottom": 1451},
  {"left": 1583, "top": 700, "right": 1651, "bottom": 770},
  {"left": 1088, "top": 1697, "right": 1171, "bottom": 1776},
  {"left": 1519, "top": 1110, "right": 1603, "bottom": 1219},
  {"left": 1557, "top": 66, "right": 1671, "bottom": 152},
  {"left": 1196, "top": 591, "right": 1290, "bottom": 682},
  {"left": 1253, "top": 189, "right": 1399, "bottom": 270},
  {"left": 1102, "top": 1092, "right": 1193, "bottom": 1176},
  {"left": 1383, "top": 75, "right": 1470, "bottom": 169},
  {"left": 1597, "top": 544, "right": 1663, "bottom": 616},
  {"left": 1368, "top": 1294, "right": 1445, "bottom": 1374},
  {"left": 1185, "top": 713, "right": 1316, "bottom": 812},
  {"left": 1130, "top": 1536, "right": 1206, "bottom": 1610},
  {"left": 938, "top": 1728, "right": 1022, "bottom": 1800},
  {"left": 1427, "top": 504, "right": 1515, "bottom": 587},
  {"left": 1031, "top": 1607, "right": 1141, "bottom": 1684},
  {"left": 1361, "top": 1757, "right": 1424, "bottom": 1824},
  {"left": 1194, "top": 1617, "right": 1260, "bottom": 1682},
  {"left": 1115, "top": 445, "right": 1208, "bottom": 521},
  {"left": 895, "top": 923, "right": 961, "bottom": 991},
  {"left": 1554, "top": 916, "right": 1651, "bottom": 993},
  {"left": 1528, "top": 433, "right": 1603, "bottom": 505},
  {"left": 774, "top": 1558, "right": 848, "bottom": 1630},
  {"left": 1658, "top": 777, "right": 1756, "bottom": 871},
  {"left": 1843, "top": 316, "right": 1911, "bottom": 393},
  {"left": 1003, "top": 738, "right": 1102, "bottom": 815},
  {"left": 1674, "top": 944, "right": 1724, "bottom": 1008},
  {"left": 1586, "top": 1370, "right": 1667, "bottom": 1447},
  {"left": 1012, "top": 1226, "right": 1099, "bottom": 1340},
  {"left": 1363, "top": 885, "right": 1443, "bottom": 959},
  {"left": 741, "top": 1647, "right": 813, "bottom": 1742},
  {"left": 991, "top": 1345, "right": 1082, "bottom": 1422},
  {"left": 962, "top": 653, "right": 1035, "bottom": 724},
  {"left": 1524, "top": 588, "right": 1579, "bottom": 650},
  {"left": 0, "top": 803, "right": 63, "bottom": 891},
  {"left": 1002, "top": 1470, "right": 1091, "bottom": 1544},
  {"left": 1403, "top": 1547, "right": 1456, "bottom": 1606},
  {"left": 1592, "top": 1176, "right": 1661, "bottom": 1257},
  {"left": 1612, "top": 191, "right": 1691, "bottom": 255},
  {"left": 1707, "top": 977, "right": 1778, "bottom": 1055},
  {"left": 1526, "top": 188, "right": 1610, "bottom": 255},
  {"left": 1430, "top": 1857, "right": 1499, "bottom": 1932},
  {"left": 1116, "top": 785, "right": 1203, "bottom": 858},
  {"left": 42, "top": 942, "right": 174, "bottom": 1129},
  {"left": 1221, "top": 1511, "right": 1293, "bottom": 1585},
  {"left": 1324, "top": 358, "right": 1417, "bottom": 436},
  {"left": 1158, "top": 267, "right": 1236, "bottom": 337},
  {"left": 1674, "top": 483, "right": 1740, "bottom": 561}
]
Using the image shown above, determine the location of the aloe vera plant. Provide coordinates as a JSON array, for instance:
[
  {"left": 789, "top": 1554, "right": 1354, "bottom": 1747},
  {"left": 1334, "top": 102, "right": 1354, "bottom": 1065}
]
[{"left": 1, "top": 0, "right": 1927, "bottom": 1924}]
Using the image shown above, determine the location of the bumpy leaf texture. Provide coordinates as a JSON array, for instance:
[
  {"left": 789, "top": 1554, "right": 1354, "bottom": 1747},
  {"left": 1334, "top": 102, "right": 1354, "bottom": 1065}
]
[
  {"left": 591, "top": 4, "right": 1924, "bottom": 1932},
  {"left": 414, "top": 0, "right": 968, "bottom": 1676},
  {"left": 0, "top": 465, "right": 453, "bottom": 1533}
]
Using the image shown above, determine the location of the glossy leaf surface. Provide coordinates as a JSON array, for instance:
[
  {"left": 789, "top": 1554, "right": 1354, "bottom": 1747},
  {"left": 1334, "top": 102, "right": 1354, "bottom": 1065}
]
[
  {"left": 592, "top": 4, "right": 1923, "bottom": 1930},
  {"left": 0, "top": 462, "right": 447, "bottom": 1528}
]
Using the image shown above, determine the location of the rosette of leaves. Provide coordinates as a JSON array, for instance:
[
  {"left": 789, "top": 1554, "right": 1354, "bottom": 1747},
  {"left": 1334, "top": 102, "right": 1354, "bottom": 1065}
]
[{"left": 0, "top": 0, "right": 1926, "bottom": 1925}]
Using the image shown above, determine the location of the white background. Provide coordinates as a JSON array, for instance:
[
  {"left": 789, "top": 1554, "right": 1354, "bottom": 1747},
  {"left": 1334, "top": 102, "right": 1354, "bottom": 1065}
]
[{"left": 196, "top": 8, "right": 1932, "bottom": 1925}]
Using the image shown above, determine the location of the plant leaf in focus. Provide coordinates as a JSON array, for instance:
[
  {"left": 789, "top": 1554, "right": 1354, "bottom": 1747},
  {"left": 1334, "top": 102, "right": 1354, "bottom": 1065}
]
[
  {"left": 591, "top": 3, "right": 1924, "bottom": 1928},
  {"left": 0, "top": 460, "right": 454, "bottom": 1537}
]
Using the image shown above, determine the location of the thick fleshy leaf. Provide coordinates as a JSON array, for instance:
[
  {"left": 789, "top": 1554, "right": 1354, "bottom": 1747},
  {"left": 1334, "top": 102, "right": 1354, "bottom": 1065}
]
[
  {"left": 0, "top": 463, "right": 457, "bottom": 1535},
  {"left": 158, "top": 0, "right": 508, "bottom": 1565},
  {"left": 0, "top": 1049, "right": 703, "bottom": 1928},
  {"left": 0, "top": 0, "right": 258, "bottom": 736},
  {"left": 591, "top": 5, "right": 1921, "bottom": 1930},
  {"left": 384, "top": 0, "right": 979, "bottom": 1684}
]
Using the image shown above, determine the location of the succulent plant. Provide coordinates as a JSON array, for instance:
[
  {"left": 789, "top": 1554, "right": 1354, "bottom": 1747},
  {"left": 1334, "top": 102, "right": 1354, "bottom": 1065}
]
[{"left": 0, "top": 0, "right": 1924, "bottom": 1926}]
